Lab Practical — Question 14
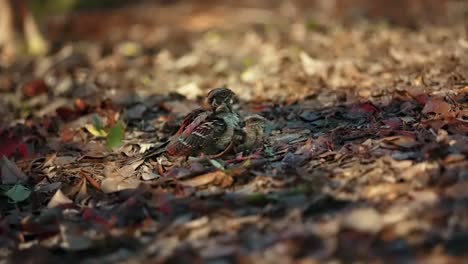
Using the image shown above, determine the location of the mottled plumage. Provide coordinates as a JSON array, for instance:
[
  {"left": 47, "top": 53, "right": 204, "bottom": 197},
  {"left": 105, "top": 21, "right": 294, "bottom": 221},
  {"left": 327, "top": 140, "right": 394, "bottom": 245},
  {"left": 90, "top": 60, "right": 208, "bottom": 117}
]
[
  {"left": 165, "top": 104, "right": 240, "bottom": 157},
  {"left": 134, "top": 87, "right": 238, "bottom": 162},
  {"left": 235, "top": 114, "right": 267, "bottom": 152}
]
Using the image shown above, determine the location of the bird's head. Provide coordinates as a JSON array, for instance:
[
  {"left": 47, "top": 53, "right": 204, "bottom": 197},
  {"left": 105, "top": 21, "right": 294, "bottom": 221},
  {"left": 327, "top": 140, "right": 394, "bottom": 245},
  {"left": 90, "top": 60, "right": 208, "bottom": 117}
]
[
  {"left": 214, "top": 102, "right": 232, "bottom": 114},
  {"left": 244, "top": 114, "right": 267, "bottom": 129},
  {"left": 205, "top": 87, "right": 236, "bottom": 110}
]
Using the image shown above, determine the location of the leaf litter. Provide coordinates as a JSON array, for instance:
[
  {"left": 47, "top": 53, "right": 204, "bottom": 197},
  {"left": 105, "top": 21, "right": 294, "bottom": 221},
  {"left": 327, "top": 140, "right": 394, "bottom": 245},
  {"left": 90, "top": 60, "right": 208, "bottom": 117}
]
[{"left": 0, "top": 0, "right": 468, "bottom": 263}]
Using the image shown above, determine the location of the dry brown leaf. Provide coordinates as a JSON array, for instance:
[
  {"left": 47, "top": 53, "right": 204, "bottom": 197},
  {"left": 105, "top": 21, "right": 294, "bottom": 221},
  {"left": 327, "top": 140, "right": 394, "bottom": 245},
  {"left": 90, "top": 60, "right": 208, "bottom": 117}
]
[
  {"left": 422, "top": 98, "right": 452, "bottom": 116},
  {"left": 445, "top": 181, "right": 468, "bottom": 199},
  {"left": 380, "top": 136, "right": 420, "bottom": 149},
  {"left": 181, "top": 170, "right": 233, "bottom": 188},
  {"left": 76, "top": 178, "right": 88, "bottom": 200},
  {"left": 47, "top": 189, "right": 73, "bottom": 208},
  {"left": 362, "top": 183, "right": 411, "bottom": 201},
  {"left": 80, "top": 172, "right": 101, "bottom": 191},
  {"left": 400, "top": 162, "right": 439, "bottom": 182},
  {"left": 341, "top": 207, "right": 383, "bottom": 233},
  {"left": 116, "top": 159, "right": 144, "bottom": 177},
  {"left": 100, "top": 177, "right": 141, "bottom": 193}
]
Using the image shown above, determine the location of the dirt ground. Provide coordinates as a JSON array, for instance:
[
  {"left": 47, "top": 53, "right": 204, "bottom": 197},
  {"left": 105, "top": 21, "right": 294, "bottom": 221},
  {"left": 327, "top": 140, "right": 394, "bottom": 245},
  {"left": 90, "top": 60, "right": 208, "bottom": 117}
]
[{"left": 1, "top": 1, "right": 468, "bottom": 263}]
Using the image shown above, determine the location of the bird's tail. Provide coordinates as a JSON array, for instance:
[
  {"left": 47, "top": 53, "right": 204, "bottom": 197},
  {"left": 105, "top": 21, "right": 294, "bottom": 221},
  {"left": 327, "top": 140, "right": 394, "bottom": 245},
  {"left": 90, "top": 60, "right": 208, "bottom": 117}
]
[{"left": 142, "top": 141, "right": 169, "bottom": 160}]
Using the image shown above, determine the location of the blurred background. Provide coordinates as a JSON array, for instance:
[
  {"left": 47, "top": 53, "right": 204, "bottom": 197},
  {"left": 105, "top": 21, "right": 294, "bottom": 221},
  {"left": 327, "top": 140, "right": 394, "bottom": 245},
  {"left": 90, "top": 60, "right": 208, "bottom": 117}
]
[
  {"left": 1, "top": 0, "right": 465, "bottom": 55},
  {"left": 0, "top": 0, "right": 466, "bottom": 119}
]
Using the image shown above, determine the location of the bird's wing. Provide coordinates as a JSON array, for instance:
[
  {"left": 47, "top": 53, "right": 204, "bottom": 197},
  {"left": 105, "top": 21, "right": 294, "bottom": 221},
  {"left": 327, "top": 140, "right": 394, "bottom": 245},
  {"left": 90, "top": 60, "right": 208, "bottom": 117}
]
[
  {"left": 166, "top": 115, "right": 227, "bottom": 157},
  {"left": 175, "top": 108, "right": 209, "bottom": 135}
]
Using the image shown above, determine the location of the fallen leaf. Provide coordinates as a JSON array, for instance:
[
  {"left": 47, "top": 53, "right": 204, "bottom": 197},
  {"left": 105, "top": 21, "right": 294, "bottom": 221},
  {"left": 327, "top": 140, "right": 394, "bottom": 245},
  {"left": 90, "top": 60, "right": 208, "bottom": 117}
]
[
  {"left": 345, "top": 101, "right": 380, "bottom": 119},
  {"left": 59, "top": 128, "right": 76, "bottom": 142},
  {"left": 422, "top": 98, "right": 452, "bottom": 116},
  {"left": 106, "top": 122, "right": 125, "bottom": 150},
  {"left": 74, "top": 98, "right": 87, "bottom": 112},
  {"left": 34, "top": 180, "right": 62, "bottom": 193},
  {"left": 381, "top": 118, "right": 402, "bottom": 129},
  {"left": 22, "top": 79, "right": 48, "bottom": 97},
  {"left": 400, "top": 162, "right": 439, "bottom": 182},
  {"left": 56, "top": 106, "right": 79, "bottom": 121},
  {"left": 1, "top": 156, "right": 28, "bottom": 184},
  {"left": 141, "top": 165, "right": 161, "bottom": 181},
  {"left": 445, "top": 181, "right": 468, "bottom": 199},
  {"left": 84, "top": 124, "right": 108, "bottom": 137},
  {"left": 100, "top": 178, "right": 120, "bottom": 193},
  {"left": 100, "top": 177, "right": 141, "bottom": 193},
  {"left": 380, "top": 136, "right": 420, "bottom": 149},
  {"left": 300, "top": 51, "right": 327, "bottom": 76},
  {"left": 341, "top": 207, "right": 383, "bottom": 233},
  {"left": 4, "top": 184, "right": 31, "bottom": 203},
  {"left": 108, "top": 160, "right": 143, "bottom": 179},
  {"left": 209, "top": 159, "right": 225, "bottom": 170},
  {"left": 182, "top": 170, "right": 233, "bottom": 188},
  {"left": 80, "top": 172, "right": 101, "bottom": 191},
  {"left": 0, "top": 138, "right": 28, "bottom": 159},
  {"left": 76, "top": 178, "right": 88, "bottom": 201},
  {"left": 47, "top": 189, "right": 73, "bottom": 208}
]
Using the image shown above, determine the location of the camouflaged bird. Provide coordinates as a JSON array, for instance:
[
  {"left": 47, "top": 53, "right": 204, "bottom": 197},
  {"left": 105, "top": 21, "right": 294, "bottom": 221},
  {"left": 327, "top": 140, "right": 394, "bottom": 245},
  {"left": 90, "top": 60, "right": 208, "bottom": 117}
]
[
  {"left": 165, "top": 103, "right": 240, "bottom": 157},
  {"left": 136, "top": 87, "right": 239, "bottom": 161},
  {"left": 235, "top": 114, "right": 267, "bottom": 152}
]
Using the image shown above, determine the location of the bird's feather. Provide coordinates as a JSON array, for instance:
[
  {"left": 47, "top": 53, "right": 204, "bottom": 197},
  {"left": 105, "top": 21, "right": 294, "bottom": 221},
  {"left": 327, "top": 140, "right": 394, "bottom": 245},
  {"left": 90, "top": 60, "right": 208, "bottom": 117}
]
[
  {"left": 166, "top": 115, "right": 227, "bottom": 156},
  {"left": 175, "top": 108, "right": 209, "bottom": 135}
]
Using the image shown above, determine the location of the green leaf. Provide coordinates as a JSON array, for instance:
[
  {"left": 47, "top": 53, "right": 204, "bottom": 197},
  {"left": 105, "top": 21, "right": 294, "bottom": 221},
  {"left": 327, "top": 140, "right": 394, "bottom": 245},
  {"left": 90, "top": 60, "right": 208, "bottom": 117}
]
[
  {"left": 106, "top": 122, "right": 125, "bottom": 150},
  {"left": 4, "top": 184, "right": 31, "bottom": 203},
  {"left": 85, "top": 114, "right": 107, "bottom": 137},
  {"left": 209, "top": 159, "right": 225, "bottom": 170},
  {"left": 92, "top": 114, "right": 103, "bottom": 130}
]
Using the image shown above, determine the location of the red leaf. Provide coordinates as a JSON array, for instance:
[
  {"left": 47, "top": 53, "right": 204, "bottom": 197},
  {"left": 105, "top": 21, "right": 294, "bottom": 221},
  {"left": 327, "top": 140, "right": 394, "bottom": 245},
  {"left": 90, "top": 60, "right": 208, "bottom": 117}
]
[
  {"left": 0, "top": 138, "right": 28, "bottom": 159},
  {"left": 17, "top": 143, "right": 28, "bottom": 158},
  {"left": 346, "top": 101, "right": 380, "bottom": 119},
  {"left": 22, "top": 79, "right": 48, "bottom": 97},
  {"left": 422, "top": 98, "right": 452, "bottom": 116},
  {"left": 60, "top": 128, "right": 76, "bottom": 142},
  {"left": 358, "top": 101, "right": 380, "bottom": 114},
  {"left": 74, "top": 98, "right": 88, "bottom": 112},
  {"left": 56, "top": 107, "right": 78, "bottom": 121},
  {"left": 414, "top": 94, "right": 429, "bottom": 105},
  {"left": 446, "top": 117, "right": 468, "bottom": 134}
]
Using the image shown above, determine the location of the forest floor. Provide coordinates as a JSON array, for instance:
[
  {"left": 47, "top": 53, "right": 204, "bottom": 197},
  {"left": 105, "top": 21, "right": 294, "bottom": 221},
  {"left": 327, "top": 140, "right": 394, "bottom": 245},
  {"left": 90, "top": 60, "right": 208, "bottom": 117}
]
[{"left": 1, "top": 1, "right": 468, "bottom": 263}]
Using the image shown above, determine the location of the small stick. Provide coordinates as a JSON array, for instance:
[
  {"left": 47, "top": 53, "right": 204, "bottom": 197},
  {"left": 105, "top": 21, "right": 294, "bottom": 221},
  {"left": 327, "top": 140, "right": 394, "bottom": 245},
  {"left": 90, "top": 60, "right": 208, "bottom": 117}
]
[{"left": 208, "top": 141, "right": 234, "bottom": 159}]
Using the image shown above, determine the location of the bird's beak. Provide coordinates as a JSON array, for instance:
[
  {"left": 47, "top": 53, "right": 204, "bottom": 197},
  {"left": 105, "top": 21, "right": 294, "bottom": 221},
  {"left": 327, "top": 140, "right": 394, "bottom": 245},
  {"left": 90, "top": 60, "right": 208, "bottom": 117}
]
[{"left": 215, "top": 103, "right": 230, "bottom": 113}]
